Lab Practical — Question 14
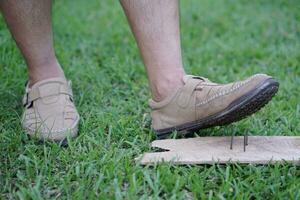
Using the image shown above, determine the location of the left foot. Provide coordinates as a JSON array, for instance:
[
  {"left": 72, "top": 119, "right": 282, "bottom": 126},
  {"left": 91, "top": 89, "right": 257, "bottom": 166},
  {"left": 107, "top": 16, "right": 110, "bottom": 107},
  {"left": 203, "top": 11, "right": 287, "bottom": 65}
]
[{"left": 149, "top": 74, "right": 279, "bottom": 138}]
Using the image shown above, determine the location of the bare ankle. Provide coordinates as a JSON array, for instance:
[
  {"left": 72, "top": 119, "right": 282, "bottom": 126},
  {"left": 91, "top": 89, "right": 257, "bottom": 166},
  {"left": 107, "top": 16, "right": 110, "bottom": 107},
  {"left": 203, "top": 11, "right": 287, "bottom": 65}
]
[
  {"left": 151, "top": 72, "right": 185, "bottom": 102},
  {"left": 28, "top": 59, "right": 65, "bottom": 87}
]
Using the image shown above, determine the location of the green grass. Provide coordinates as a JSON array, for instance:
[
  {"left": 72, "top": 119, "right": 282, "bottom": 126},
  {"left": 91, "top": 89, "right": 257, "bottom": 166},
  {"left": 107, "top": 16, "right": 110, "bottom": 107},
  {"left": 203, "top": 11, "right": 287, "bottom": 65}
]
[{"left": 1, "top": 0, "right": 300, "bottom": 199}]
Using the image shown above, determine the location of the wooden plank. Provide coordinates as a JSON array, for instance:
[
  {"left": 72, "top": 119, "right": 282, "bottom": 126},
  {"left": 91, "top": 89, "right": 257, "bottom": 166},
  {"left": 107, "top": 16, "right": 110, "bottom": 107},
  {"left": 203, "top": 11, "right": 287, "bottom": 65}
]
[{"left": 137, "top": 136, "right": 300, "bottom": 165}]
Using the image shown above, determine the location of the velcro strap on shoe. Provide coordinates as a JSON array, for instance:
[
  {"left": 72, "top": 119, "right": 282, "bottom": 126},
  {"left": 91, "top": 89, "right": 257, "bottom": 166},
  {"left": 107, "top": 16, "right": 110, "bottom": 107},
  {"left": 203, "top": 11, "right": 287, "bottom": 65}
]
[
  {"left": 176, "top": 78, "right": 202, "bottom": 108},
  {"left": 23, "top": 82, "right": 73, "bottom": 106}
]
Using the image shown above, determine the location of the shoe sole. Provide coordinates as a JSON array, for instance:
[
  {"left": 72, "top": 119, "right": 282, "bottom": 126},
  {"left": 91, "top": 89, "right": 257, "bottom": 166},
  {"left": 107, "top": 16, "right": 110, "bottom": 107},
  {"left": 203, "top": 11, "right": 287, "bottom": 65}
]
[{"left": 155, "top": 78, "right": 279, "bottom": 138}]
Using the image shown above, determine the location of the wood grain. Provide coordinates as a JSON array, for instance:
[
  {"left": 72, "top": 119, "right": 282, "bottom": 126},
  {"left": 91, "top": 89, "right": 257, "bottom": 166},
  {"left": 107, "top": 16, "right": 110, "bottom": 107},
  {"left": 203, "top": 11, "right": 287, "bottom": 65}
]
[{"left": 137, "top": 136, "right": 300, "bottom": 165}]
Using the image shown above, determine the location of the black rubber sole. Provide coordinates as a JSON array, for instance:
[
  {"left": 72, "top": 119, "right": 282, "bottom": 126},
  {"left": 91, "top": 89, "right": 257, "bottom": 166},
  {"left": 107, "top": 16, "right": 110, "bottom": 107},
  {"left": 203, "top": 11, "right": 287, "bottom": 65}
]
[{"left": 155, "top": 78, "right": 279, "bottom": 138}]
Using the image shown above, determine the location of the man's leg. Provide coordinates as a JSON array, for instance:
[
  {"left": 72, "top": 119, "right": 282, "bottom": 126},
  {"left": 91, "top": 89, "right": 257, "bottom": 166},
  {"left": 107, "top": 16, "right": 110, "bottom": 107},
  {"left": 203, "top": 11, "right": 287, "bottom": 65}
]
[
  {"left": 0, "top": 0, "right": 79, "bottom": 142},
  {"left": 120, "top": 0, "right": 185, "bottom": 102},
  {"left": 0, "top": 0, "right": 64, "bottom": 86},
  {"left": 120, "top": 0, "right": 279, "bottom": 137}
]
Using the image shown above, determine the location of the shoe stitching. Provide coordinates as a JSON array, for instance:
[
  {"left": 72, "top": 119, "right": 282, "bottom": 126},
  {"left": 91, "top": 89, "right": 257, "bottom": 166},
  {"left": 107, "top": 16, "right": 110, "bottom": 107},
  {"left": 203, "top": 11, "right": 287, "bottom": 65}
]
[
  {"left": 23, "top": 124, "right": 78, "bottom": 139},
  {"left": 24, "top": 106, "right": 78, "bottom": 132},
  {"left": 24, "top": 115, "right": 79, "bottom": 133},
  {"left": 196, "top": 74, "right": 260, "bottom": 106}
]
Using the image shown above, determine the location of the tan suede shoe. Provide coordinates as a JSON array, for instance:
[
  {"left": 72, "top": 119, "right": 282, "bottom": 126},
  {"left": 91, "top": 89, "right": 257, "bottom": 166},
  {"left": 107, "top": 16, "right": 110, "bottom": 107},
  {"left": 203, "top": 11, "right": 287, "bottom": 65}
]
[
  {"left": 22, "top": 77, "right": 80, "bottom": 142},
  {"left": 150, "top": 74, "right": 279, "bottom": 138}
]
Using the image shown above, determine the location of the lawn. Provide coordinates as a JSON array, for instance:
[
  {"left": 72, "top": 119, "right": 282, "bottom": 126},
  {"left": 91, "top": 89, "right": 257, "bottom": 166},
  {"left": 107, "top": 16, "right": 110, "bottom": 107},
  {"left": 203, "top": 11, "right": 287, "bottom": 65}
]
[{"left": 0, "top": 0, "right": 300, "bottom": 199}]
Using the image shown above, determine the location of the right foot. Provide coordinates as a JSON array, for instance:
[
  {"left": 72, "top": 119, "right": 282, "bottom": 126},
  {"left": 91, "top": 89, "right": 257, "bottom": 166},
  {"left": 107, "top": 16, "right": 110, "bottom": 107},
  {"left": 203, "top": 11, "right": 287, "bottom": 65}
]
[
  {"left": 22, "top": 77, "right": 80, "bottom": 142},
  {"left": 149, "top": 74, "right": 279, "bottom": 138}
]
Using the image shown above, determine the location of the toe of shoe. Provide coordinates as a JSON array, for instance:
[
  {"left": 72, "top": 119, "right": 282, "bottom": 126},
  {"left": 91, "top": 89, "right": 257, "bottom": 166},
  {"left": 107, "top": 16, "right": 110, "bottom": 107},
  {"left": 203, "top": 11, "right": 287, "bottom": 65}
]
[
  {"left": 249, "top": 73, "right": 273, "bottom": 83},
  {"left": 240, "top": 74, "right": 275, "bottom": 91},
  {"left": 23, "top": 114, "right": 80, "bottom": 142}
]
